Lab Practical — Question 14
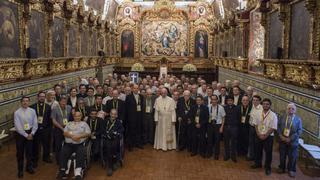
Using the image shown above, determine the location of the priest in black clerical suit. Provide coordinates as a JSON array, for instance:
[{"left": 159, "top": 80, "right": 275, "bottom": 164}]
[
  {"left": 190, "top": 96, "right": 209, "bottom": 157},
  {"left": 176, "top": 90, "right": 196, "bottom": 151},
  {"left": 125, "top": 84, "right": 144, "bottom": 151}
]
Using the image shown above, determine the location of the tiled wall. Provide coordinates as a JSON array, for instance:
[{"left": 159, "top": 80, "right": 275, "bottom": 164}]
[{"left": 219, "top": 68, "right": 320, "bottom": 145}]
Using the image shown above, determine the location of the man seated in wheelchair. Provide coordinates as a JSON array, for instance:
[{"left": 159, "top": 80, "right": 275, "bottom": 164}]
[
  {"left": 57, "top": 112, "right": 91, "bottom": 180},
  {"left": 101, "top": 108, "right": 124, "bottom": 176},
  {"left": 86, "top": 108, "right": 104, "bottom": 161}
]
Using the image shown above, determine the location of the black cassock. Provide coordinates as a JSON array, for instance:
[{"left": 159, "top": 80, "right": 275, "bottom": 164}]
[
  {"left": 125, "top": 93, "right": 144, "bottom": 148},
  {"left": 105, "top": 99, "right": 126, "bottom": 123},
  {"left": 176, "top": 97, "right": 196, "bottom": 151}
]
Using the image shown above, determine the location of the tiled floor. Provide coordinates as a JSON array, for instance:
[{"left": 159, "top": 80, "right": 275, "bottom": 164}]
[{"left": 0, "top": 143, "right": 319, "bottom": 180}]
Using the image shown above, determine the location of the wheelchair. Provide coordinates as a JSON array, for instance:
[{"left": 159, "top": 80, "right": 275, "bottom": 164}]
[
  {"left": 64, "top": 140, "right": 92, "bottom": 178},
  {"left": 100, "top": 133, "right": 125, "bottom": 168}
]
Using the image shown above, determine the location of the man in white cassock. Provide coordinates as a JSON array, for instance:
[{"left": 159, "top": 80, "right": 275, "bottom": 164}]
[{"left": 154, "top": 88, "right": 177, "bottom": 151}]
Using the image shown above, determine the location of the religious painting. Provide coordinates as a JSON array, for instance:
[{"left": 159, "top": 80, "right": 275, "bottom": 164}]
[
  {"left": 28, "top": 10, "right": 45, "bottom": 57},
  {"left": 141, "top": 21, "right": 188, "bottom": 57},
  {"left": 92, "top": 31, "right": 97, "bottom": 56},
  {"left": 248, "top": 9, "right": 265, "bottom": 73},
  {"left": 194, "top": 30, "right": 208, "bottom": 58},
  {"left": 289, "top": 1, "right": 310, "bottom": 60},
  {"left": 52, "top": 17, "right": 64, "bottom": 57},
  {"left": 0, "top": 1, "right": 20, "bottom": 58},
  {"left": 68, "top": 25, "right": 77, "bottom": 57},
  {"left": 268, "top": 11, "right": 282, "bottom": 59},
  {"left": 121, "top": 30, "right": 134, "bottom": 58},
  {"left": 81, "top": 29, "right": 88, "bottom": 56}
]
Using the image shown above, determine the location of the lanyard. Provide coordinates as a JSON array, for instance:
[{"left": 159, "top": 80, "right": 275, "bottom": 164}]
[
  {"left": 78, "top": 106, "right": 86, "bottom": 117},
  {"left": 106, "top": 119, "right": 116, "bottom": 132},
  {"left": 113, "top": 100, "right": 118, "bottom": 109},
  {"left": 196, "top": 106, "right": 200, "bottom": 116},
  {"left": 89, "top": 97, "right": 94, "bottom": 106},
  {"left": 211, "top": 105, "right": 219, "bottom": 118},
  {"left": 37, "top": 103, "right": 46, "bottom": 116},
  {"left": 285, "top": 115, "right": 293, "bottom": 130},
  {"left": 241, "top": 105, "right": 249, "bottom": 117},
  {"left": 22, "top": 109, "right": 31, "bottom": 123},
  {"left": 90, "top": 119, "right": 98, "bottom": 131},
  {"left": 261, "top": 110, "right": 270, "bottom": 124},
  {"left": 146, "top": 98, "right": 151, "bottom": 107},
  {"left": 185, "top": 100, "right": 190, "bottom": 110},
  {"left": 59, "top": 105, "right": 67, "bottom": 119},
  {"left": 95, "top": 104, "right": 102, "bottom": 111}
]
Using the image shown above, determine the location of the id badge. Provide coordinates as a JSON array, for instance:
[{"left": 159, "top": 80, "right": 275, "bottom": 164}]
[
  {"left": 283, "top": 128, "right": 290, "bottom": 137},
  {"left": 38, "top": 116, "right": 43, "bottom": 124},
  {"left": 24, "top": 123, "right": 30, "bottom": 130},
  {"left": 146, "top": 106, "right": 151, "bottom": 113},
  {"left": 241, "top": 116, "right": 246, "bottom": 123},
  {"left": 184, "top": 110, "right": 188, "bottom": 114},
  {"left": 137, "top": 105, "right": 141, "bottom": 112},
  {"left": 63, "top": 118, "right": 68, "bottom": 126},
  {"left": 209, "top": 115, "right": 212, "bottom": 123},
  {"left": 259, "top": 124, "right": 266, "bottom": 134},
  {"left": 195, "top": 116, "right": 200, "bottom": 124}
]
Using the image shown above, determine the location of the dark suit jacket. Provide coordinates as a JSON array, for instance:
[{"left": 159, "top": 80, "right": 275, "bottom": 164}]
[
  {"left": 143, "top": 95, "right": 156, "bottom": 115},
  {"left": 105, "top": 99, "right": 125, "bottom": 122},
  {"left": 30, "top": 103, "right": 52, "bottom": 130},
  {"left": 191, "top": 104, "right": 209, "bottom": 128},
  {"left": 86, "top": 117, "right": 104, "bottom": 137},
  {"left": 218, "top": 95, "right": 227, "bottom": 105},
  {"left": 177, "top": 97, "right": 196, "bottom": 121},
  {"left": 125, "top": 93, "right": 144, "bottom": 126}
]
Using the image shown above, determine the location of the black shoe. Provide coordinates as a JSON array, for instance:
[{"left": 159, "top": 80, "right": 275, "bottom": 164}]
[
  {"left": 231, "top": 158, "right": 237, "bottom": 163},
  {"left": 136, "top": 145, "right": 144, "bottom": 149},
  {"left": 33, "top": 163, "right": 38, "bottom": 169},
  {"left": 224, "top": 157, "right": 230, "bottom": 161},
  {"left": 128, "top": 147, "right": 133, "bottom": 152},
  {"left": 251, "top": 164, "right": 262, "bottom": 169},
  {"left": 26, "top": 168, "right": 35, "bottom": 174},
  {"left": 107, "top": 168, "right": 113, "bottom": 176},
  {"left": 277, "top": 168, "right": 285, "bottom": 174},
  {"left": 43, "top": 158, "right": 53, "bottom": 163},
  {"left": 113, "top": 161, "right": 121, "bottom": 171},
  {"left": 17, "top": 171, "right": 23, "bottom": 178},
  {"left": 265, "top": 169, "right": 271, "bottom": 176},
  {"left": 190, "top": 153, "right": 197, "bottom": 156},
  {"left": 56, "top": 170, "right": 67, "bottom": 180},
  {"left": 75, "top": 175, "right": 82, "bottom": 180}
]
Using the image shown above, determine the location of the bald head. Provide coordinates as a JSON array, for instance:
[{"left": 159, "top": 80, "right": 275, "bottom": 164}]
[
  {"left": 161, "top": 88, "right": 168, "bottom": 98},
  {"left": 132, "top": 84, "right": 139, "bottom": 94}
]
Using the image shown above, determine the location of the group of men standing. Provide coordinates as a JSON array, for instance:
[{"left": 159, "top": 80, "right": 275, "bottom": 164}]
[{"left": 13, "top": 74, "right": 303, "bottom": 179}]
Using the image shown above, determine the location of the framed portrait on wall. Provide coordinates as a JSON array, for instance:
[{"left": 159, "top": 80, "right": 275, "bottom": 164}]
[
  {"left": 0, "top": 1, "right": 21, "bottom": 58},
  {"left": 52, "top": 17, "right": 64, "bottom": 57},
  {"left": 28, "top": 10, "right": 45, "bottom": 57}
]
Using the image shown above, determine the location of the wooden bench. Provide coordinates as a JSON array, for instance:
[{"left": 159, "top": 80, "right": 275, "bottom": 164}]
[{"left": 299, "top": 139, "right": 320, "bottom": 169}]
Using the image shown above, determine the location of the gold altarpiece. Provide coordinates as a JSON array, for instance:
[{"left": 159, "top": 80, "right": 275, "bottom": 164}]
[{"left": 115, "top": 0, "right": 216, "bottom": 71}]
